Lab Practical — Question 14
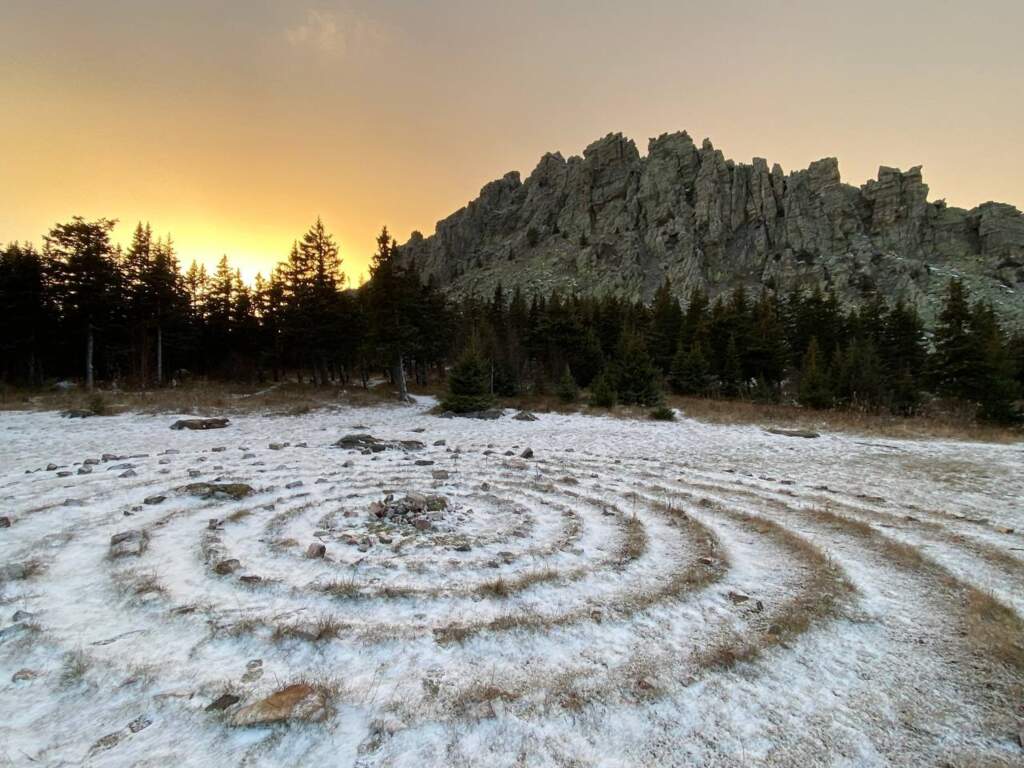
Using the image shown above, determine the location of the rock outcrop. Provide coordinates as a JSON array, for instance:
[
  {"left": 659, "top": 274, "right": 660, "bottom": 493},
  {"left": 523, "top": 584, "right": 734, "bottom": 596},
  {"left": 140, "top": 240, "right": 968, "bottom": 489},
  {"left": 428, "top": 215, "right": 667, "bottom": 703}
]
[{"left": 397, "top": 131, "right": 1024, "bottom": 323}]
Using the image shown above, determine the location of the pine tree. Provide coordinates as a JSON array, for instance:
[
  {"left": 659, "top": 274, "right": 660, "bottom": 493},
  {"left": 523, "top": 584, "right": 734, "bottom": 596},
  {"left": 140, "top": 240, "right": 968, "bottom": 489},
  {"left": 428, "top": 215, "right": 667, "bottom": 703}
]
[
  {"left": 43, "top": 217, "right": 122, "bottom": 389},
  {"left": 556, "top": 364, "right": 578, "bottom": 403},
  {"left": 798, "top": 336, "right": 832, "bottom": 409},
  {"left": 367, "top": 226, "right": 417, "bottom": 402},
  {"left": 441, "top": 343, "right": 495, "bottom": 413},
  {"left": 589, "top": 368, "right": 617, "bottom": 408},
  {"left": 648, "top": 279, "right": 682, "bottom": 373},
  {"left": 613, "top": 330, "right": 663, "bottom": 406},
  {"left": 669, "top": 340, "right": 711, "bottom": 396},
  {"left": 932, "top": 279, "right": 981, "bottom": 400}
]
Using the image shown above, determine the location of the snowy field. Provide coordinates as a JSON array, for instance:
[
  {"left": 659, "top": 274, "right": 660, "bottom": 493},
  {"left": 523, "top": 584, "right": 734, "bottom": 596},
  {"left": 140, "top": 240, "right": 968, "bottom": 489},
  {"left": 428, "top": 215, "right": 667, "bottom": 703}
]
[{"left": 1, "top": 400, "right": 1022, "bottom": 767}]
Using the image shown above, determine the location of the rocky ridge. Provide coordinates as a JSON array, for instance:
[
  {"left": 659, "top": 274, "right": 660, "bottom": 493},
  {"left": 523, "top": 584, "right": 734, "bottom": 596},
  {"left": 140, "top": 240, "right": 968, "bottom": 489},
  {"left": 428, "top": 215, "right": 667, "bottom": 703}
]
[{"left": 397, "top": 131, "right": 1024, "bottom": 323}]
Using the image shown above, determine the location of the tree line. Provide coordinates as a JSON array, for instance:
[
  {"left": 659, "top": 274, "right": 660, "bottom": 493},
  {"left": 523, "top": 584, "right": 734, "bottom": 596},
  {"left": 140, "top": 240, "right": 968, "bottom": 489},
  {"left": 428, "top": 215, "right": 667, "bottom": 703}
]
[{"left": 1, "top": 217, "right": 1022, "bottom": 423}]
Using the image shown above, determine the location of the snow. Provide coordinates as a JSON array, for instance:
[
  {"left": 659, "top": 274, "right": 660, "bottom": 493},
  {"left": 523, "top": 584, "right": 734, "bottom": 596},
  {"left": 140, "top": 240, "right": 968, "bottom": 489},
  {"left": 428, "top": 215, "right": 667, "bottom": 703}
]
[{"left": 0, "top": 401, "right": 1022, "bottom": 766}]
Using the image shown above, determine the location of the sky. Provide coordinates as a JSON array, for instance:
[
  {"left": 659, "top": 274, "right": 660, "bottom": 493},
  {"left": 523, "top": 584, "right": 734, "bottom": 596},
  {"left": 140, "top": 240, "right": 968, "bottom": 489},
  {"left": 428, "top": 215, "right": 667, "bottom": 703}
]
[{"left": 2, "top": 0, "right": 1022, "bottom": 283}]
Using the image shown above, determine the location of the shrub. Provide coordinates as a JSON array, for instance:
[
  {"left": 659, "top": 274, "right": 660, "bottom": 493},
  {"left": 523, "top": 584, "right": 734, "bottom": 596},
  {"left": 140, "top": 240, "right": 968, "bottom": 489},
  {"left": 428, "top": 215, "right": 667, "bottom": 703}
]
[
  {"left": 589, "top": 370, "right": 617, "bottom": 408},
  {"left": 556, "top": 366, "right": 578, "bottom": 403},
  {"left": 88, "top": 393, "right": 108, "bottom": 416},
  {"left": 649, "top": 406, "right": 676, "bottom": 421}
]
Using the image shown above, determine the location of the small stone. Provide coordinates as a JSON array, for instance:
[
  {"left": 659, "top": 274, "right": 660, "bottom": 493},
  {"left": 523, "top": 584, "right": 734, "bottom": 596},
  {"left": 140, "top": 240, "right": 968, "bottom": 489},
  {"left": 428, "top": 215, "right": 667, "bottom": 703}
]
[
  {"left": 413, "top": 518, "right": 432, "bottom": 531},
  {"left": 214, "top": 559, "right": 241, "bottom": 575},
  {"left": 0, "top": 517, "right": 10, "bottom": 528},
  {"left": 269, "top": 442, "right": 288, "bottom": 450},
  {"left": 144, "top": 495, "right": 166, "bottom": 505},
  {"left": 206, "top": 693, "right": 241, "bottom": 712},
  {"left": 127, "top": 715, "right": 152, "bottom": 733},
  {"left": 306, "top": 542, "right": 326, "bottom": 559},
  {"left": 285, "top": 481, "right": 303, "bottom": 489},
  {"left": 246, "top": 659, "right": 263, "bottom": 670},
  {"left": 726, "top": 591, "right": 750, "bottom": 604},
  {"left": 12, "top": 610, "right": 36, "bottom": 621},
  {"left": 208, "top": 519, "right": 222, "bottom": 530},
  {"left": 239, "top": 575, "right": 262, "bottom": 584},
  {"left": 46, "top": 463, "right": 58, "bottom": 471},
  {"left": 77, "top": 466, "right": 93, "bottom": 475},
  {"left": 433, "top": 439, "right": 446, "bottom": 446},
  {"left": 520, "top": 448, "right": 534, "bottom": 459},
  {"left": 432, "top": 469, "right": 450, "bottom": 480},
  {"left": 453, "top": 542, "right": 471, "bottom": 552},
  {"left": 415, "top": 459, "right": 434, "bottom": 466},
  {"left": 119, "top": 469, "right": 137, "bottom": 478},
  {"left": 57, "top": 471, "right": 72, "bottom": 477},
  {"left": 109, "top": 530, "right": 148, "bottom": 558},
  {"left": 12, "top": 668, "right": 38, "bottom": 682}
]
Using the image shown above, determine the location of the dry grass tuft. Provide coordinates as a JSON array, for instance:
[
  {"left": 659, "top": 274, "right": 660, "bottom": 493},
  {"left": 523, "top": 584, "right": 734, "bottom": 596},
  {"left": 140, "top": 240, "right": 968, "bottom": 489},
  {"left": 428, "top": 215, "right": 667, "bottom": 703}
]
[
  {"left": 319, "top": 578, "right": 360, "bottom": 599},
  {"left": 963, "top": 588, "right": 1024, "bottom": 672},
  {"left": 272, "top": 614, "right": 346, "bottom": 644},
  {"left": 59, "top": 649, "right": 92, "bottom": 686}
]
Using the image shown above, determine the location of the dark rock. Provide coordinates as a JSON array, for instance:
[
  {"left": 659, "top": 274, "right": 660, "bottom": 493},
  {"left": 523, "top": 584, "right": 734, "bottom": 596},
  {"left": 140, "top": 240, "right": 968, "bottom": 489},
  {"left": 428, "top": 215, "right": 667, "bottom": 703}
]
[
  {"left": 206, "top": 693, "right": 241, "bottom": 712},
  {"left": 513, "top": 411, "right": 538, "bottom": 421},
  {"left": 46, "top": 463, "right": 58, "bottom": 471},
  {"left": 0, "top": 517, "right": 10, "bottom": 528},
  {"left": 110, "top": 530, "right": 148, "bottom": 558},
  {"left": 214, "top": 559, "right": 241, "bottom": 575},
  {"left": 143, "top": 495, "right": 166, "bottom": 505},
  {"left": 183, "top": 482, "right": 254, "bottom": 500},
  {"left": 306, "top": 542, "right": 326, "bottom": 559},
  {"left": 414, "top": 459, "right": 434, "bottom": 466},
  {"left": 335, "top": 434, "right": 425, "bottom": 453},
  {"left": 520, "top": 448, "right": 534, "bottom": 459},
  {"left": 765, "top": 428, "right": 820, "bottom": 439},
  {"left": 171, "top": 418, "right": 230, "bottom": 431}
]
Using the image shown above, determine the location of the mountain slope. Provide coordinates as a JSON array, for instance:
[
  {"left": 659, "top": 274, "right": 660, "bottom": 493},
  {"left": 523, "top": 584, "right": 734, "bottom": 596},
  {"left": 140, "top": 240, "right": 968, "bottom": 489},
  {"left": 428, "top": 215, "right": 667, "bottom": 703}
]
[{"left": 398, "top": 131, "right": 1024, "bottom": 323}]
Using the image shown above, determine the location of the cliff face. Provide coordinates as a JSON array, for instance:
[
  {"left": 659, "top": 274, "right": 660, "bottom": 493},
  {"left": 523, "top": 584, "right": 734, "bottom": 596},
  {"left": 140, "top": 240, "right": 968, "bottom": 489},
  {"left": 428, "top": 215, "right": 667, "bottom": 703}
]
[{"left": 398, "top": 132, "right": 1024, "bottom": 323}]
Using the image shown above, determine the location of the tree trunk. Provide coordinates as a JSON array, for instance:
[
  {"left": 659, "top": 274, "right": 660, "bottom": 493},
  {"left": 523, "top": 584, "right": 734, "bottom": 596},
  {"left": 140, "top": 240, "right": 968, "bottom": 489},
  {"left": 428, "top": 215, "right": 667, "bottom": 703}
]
[
  {"left": 393, "top": 352, "right": 411, "bottom": 402},
  {"left": 156, "top": 324, "right": 164, "bottom": 387},
  {"left": 85, "top": 325, "right": 95, "bottom": 391}
]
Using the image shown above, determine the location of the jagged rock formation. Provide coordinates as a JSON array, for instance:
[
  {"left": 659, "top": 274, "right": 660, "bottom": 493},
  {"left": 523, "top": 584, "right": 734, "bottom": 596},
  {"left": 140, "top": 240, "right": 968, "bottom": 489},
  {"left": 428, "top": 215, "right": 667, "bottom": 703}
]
[{"left": 397, "top": 132, "right": 1024, "bottom": 323}]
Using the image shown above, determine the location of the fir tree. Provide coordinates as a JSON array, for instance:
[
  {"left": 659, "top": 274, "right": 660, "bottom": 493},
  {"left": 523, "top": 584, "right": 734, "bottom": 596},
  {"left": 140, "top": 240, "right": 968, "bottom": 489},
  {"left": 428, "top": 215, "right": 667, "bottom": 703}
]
[
  {"left": 441, "top": 343, "right": 495, "bottom": 413},
  {"left": 589, "top": 368, "right": 617, "bottom": 408},
  {"left": 556, "top": 364, "right": 578, "bottom": 403},
  {"left": 798, "top": 336, "right": 832, "bottom": 409}
]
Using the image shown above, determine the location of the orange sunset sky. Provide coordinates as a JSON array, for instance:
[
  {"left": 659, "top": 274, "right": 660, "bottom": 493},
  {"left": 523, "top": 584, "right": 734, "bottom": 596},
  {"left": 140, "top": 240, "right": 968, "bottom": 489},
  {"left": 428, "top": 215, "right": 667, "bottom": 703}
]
[{"left": 3, "top": 1, "right": 1023, "bottom": 283}]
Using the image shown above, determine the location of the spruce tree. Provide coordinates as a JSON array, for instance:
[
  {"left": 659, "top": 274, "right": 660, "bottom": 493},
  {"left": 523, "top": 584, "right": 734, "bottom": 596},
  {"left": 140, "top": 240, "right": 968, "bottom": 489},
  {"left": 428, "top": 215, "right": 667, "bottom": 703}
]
[
  {"left": 613, "top": 331, "right": 663, "bottom": 406},
  {"left": 798, "top": 336, "right": 833, "bottom": 409},
  {"left": 441, "top": 343, "right": 495, "bottom": 413},
  {"left": 589, "top": 368, "right": 617, "bottom": 408},
  {"left": 556, "top": 364, "right": 578, "bottom": 403},
  {"left": 669, "top": 340, "right": 710, "bottom": 396}
]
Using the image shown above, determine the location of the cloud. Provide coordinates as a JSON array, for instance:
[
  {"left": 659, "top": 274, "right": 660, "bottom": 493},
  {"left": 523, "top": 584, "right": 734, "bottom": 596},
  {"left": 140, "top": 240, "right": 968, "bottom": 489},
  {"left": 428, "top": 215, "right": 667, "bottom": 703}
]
[{"left": 285, "top": 7, "right": 384, "bottom": 58}]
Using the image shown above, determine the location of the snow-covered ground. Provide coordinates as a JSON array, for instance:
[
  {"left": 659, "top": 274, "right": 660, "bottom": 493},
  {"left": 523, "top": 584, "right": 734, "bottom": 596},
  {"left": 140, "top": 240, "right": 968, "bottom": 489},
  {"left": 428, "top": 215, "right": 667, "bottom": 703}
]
[{"left": 1, "top": 400, "right": 1022, "bottom": 767}]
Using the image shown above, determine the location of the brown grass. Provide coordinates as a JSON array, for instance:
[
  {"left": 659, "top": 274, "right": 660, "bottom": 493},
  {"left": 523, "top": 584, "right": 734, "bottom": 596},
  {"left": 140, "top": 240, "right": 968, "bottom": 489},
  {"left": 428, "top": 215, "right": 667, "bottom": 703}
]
[
  {"left": 0, "top": 381, "right": 398, "bottom": 416},
  {"left": 662, "top": 395, "right": 1022, "bottom": 444},
  {"left": 807, "top": 505, "right": 1024, "bottom": 675},
  {"left": 272, "top": 614, "right": 346, "bottom": 644}
]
